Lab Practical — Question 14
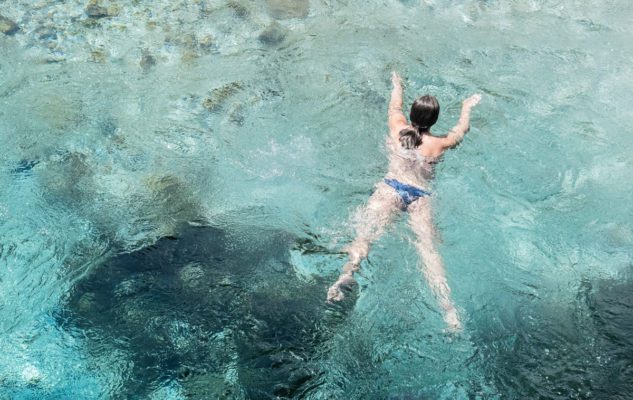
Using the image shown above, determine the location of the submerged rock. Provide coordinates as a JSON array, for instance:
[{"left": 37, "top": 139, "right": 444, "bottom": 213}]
[
  {"left": 227, "top": 0, "right": 250, "bottom": 18},
  {"left": 85, "top": 1, "right": 108, "bottom": 18},
  {"left": 85, "top": 0, "right": 117, "bottom": 18},
  {"left": 0, "top": 14, "right": 19, "bottom": 35},
  {"left": 78, "top": 292, "right": 98, "bottom": 313},
  {"left": 21, "top": 365, "right": 43, "bottom": 384},
  {"left": 40, "top": 151, "right": 93, "bottom": 205},
  {"left": 90, "top": 47, "right": 107, "bottom": 62},
  {"left": 114, "top": 275, "right": 150, "bottom": 298},
  {"left": 258, "top": 21, "right": 287, "bottom": 45},
  {"left": 197, "top": 34, "right": 215, "bottom": 53},
  {"left": 178, "top": 263, "right": 205, "bottom": 288},
  {"left": 35, "top": 27, "right": 57, "bottom": 41},
  {"left": 140, "top": 49, "right": 156, "bottom": 72},
  {"left": 142, "top": 175, "right": 202, "bottom": 234},
  {"left": 266, "top": 0, "right": 309, "bottom": 19},
  {"left": 181, "top": 49, "right": 200, "bottom": 63},
  {"left": 10, "top": 159, "right": 39, "bottom": 175},
  {"left": 202, "top": 81, "right": 244, "bottom": 111},
  {"left": 228, "top": 103, "right": 245, "bottom": 126}
]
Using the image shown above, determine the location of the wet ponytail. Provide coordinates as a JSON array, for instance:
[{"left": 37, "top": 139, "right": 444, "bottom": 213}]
[
  {"left": 398, "top": 125, "right": 424, "bottom": 149},
  {"left": 398, "top": 94, "right": 440, "bottom": 149}
]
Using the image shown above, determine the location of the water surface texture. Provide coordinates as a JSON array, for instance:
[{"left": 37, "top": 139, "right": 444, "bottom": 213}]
[{"left": 1, "top": 0, "right": 633, "bottom": 398}]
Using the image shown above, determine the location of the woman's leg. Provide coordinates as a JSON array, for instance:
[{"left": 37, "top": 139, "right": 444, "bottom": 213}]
[
  {"left": 327, "top": 183, "right": 402, "bottom": 302},
  {"left": 407, "top": 199, "right": 462, "bottom": 330}
]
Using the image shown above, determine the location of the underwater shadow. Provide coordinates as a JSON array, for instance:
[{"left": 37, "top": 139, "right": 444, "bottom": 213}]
[
  {"left": 469, "top": 272, "right": 633, "bottom": 399},
  {"left": 58, "top": 222, "right": 342, "bottom": 399}
]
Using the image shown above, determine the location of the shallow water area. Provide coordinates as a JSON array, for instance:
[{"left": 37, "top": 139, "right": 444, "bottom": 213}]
[{"left": 1, "top": 0, "right": 633, "bottom": 398}]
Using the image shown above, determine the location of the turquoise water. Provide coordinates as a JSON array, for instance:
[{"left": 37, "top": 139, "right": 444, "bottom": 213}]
[{"left": 1, "top": 0, "right": 633, "bottom": 398}]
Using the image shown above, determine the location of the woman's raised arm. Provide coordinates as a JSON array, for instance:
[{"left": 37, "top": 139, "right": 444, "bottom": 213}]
[
  {"left": 388, "top": 72, "right": 408, "bottom": 133},
  {"left": 440, "top": 93, "right": 482, "bottom": 149}
]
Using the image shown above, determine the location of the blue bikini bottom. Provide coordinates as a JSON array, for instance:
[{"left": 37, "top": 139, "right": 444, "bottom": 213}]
[{"left": 383, "top": 178, "right": 432, "bottom": 206}]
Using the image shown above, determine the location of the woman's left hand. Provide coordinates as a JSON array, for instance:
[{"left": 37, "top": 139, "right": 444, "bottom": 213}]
[{"left": 463, "top": 93, "right": 482, "bottom": 108}]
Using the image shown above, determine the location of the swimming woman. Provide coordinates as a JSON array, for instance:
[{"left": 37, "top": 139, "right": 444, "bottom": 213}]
[{"left": 327, "top": 72, "right": 482, "bottom": 330}]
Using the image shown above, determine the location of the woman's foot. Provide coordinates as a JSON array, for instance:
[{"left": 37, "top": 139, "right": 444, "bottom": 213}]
[
  {"left": 327, "top": 273, "right": 357, "bottom": 302},
  {"left": 444, "top": 307, "right": 462, "bottom": 332}
]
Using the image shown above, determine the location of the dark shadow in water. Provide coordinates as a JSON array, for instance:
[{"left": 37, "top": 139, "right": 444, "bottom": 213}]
[
  {"left": 584, "top": 274, "right": 633, "bottom": 398},
  {"left": 470, "top": 272, "right": 633, "bottom": 399},
  {"left": 9, "top": 159, "right": 39, "bottom": 175},
  {"left": 57, "top": 223, "right": 343, "bottom": 399}
]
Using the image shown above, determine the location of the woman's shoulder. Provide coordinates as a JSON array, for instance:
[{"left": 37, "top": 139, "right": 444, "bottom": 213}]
[
  {"left": 389, "top": 122, "right": 409, "bottom": 140},
  {"left": 418, "top": 134, "right": 446, "bottom": 158}
]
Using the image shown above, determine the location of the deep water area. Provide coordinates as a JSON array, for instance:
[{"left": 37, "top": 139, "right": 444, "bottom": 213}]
[{"left": 58, "top": 223, "right": 331, "bottom": 399}]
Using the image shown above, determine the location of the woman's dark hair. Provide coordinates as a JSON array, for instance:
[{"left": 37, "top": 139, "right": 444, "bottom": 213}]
[{"left": 398, "top": 95, "right": 440, "bottom": 149}]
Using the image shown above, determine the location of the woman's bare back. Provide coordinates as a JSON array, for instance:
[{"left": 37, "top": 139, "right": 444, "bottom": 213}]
[{"left": 385, "top": 135, "right": 438, "bottom": 186}]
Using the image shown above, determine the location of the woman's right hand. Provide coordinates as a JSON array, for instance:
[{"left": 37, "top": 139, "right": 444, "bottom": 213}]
[
  {"left": 463, "top": 93, "right": 482, "bottom": 108},
  {"left": 391, "top": 71, "right": 402, "bottom": 88}
]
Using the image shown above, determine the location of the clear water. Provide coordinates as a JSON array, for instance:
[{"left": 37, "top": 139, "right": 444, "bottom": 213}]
[{"left": 1, "top": 0, "right": 633, "bottom": 398}]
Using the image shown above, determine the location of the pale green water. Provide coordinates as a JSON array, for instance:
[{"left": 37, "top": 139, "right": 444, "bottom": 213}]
[{"left": 1, "top": 0, "right": 633, "bottom": 398}]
